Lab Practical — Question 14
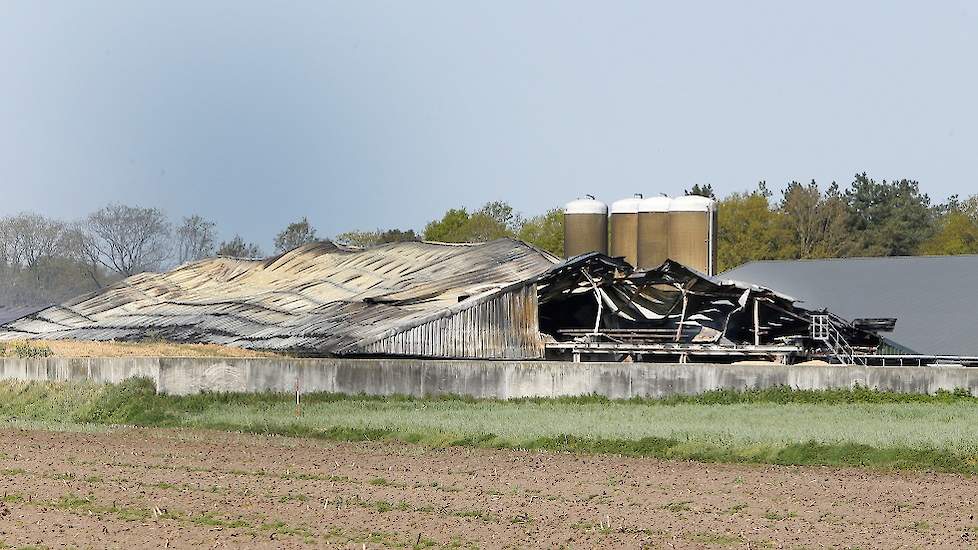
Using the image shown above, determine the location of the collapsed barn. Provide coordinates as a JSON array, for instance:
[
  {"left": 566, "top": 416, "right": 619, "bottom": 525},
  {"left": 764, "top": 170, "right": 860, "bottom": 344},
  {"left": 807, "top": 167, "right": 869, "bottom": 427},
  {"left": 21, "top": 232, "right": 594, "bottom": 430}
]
[
  {"left": 0, "top": 240, "right": 553, "bottom": 359},
  {"left": 0, "top": 238, "right": 910, "bottom": 365},
  {"left": 537, "top": 253, "right": 883, "bottom": 364}
]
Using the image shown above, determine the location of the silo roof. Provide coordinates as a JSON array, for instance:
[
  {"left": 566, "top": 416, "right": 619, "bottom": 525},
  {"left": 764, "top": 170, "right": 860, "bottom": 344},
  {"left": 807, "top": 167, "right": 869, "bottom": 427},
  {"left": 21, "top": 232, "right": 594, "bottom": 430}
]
[
  {"left": 639, "top": 196, "right": 672, "bottom": 212},
  {"left": 669, "top": 195, "right": 715, "bottom": 212},
  {"left": 609, "top": 195, "right": 643, "bottom": 214},
  {"left": 564, "top": 197, "right": 608, "bottom": 215}
]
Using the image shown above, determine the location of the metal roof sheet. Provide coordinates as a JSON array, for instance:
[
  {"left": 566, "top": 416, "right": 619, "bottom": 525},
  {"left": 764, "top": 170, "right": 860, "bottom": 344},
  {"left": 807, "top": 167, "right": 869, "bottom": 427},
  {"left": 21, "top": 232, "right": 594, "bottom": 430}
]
[
  {"left": 720, "top": 255, "right": 978, "bottom": 355},
  {"left": 0, "top": 238, "right": 558, "bottom": 355}
]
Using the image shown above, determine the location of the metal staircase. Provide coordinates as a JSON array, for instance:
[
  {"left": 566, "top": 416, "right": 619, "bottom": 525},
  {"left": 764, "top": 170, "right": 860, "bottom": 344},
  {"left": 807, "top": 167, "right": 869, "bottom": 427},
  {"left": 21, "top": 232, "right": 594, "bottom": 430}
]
[{"left": 811, "top": 314, "right": 865, "bottom": 366}]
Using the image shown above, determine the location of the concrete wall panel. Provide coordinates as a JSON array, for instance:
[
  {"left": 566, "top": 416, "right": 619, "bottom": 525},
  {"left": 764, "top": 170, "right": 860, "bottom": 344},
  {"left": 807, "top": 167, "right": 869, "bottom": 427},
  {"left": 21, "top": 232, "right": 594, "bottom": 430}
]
[{"left": 3, "top": 357, "right": 978, "bottom": 399}]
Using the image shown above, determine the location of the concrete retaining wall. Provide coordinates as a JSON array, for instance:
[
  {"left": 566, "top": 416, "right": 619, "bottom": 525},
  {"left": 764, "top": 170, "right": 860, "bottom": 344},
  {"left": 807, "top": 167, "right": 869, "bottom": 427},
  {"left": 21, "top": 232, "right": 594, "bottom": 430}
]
[{"left": 2, "top": 357, "right": 978, "bottom": 398}]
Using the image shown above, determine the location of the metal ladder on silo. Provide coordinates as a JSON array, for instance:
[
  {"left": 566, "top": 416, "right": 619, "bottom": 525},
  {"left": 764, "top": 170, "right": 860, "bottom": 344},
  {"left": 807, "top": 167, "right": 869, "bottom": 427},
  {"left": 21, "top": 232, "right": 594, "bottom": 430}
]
[{"left": 811, "top": 314, "right": 864, "bottom": 366}]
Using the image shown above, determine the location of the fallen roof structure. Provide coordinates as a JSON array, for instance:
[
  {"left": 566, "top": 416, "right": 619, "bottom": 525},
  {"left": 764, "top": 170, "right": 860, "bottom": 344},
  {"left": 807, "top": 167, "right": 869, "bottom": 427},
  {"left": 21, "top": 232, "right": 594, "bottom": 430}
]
[
  {"left": 537, "top": 254, "right": 882, "bottom": 364},
  {"left": 1, "top": 239, "right": 895, "bottom": 364},
  {"left": 0, "top": 239, "right": 558, "bottom": 359}
]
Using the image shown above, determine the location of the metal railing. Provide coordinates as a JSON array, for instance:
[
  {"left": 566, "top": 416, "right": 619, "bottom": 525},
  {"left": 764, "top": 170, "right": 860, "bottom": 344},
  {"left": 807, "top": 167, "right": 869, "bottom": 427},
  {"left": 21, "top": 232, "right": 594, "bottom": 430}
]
[{"left": 810, "top": 314, "right": 865, "bottom": 366}]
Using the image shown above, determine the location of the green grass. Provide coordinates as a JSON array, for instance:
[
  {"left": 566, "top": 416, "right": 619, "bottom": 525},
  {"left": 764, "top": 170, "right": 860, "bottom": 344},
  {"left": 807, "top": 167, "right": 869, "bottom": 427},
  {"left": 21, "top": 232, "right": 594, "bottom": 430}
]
[
  {"left": 762, "top": 510, "right": 797, "bottom": 521},
  {"left": 663, "top": 501, "right": 693, "bottom": 512},
  {"left": 910, "top": 520, "right": 931, "bottom": 532},
  {"left": 4, "top": 378, "right": 978, "bottom": 473}
]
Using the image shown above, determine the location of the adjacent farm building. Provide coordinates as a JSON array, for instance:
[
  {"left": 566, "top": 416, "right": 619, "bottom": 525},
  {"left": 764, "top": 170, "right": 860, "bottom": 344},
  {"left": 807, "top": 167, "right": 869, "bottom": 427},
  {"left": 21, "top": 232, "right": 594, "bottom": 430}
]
[{"left": 721, "top": 255, "right": 978, "bottom": 357}]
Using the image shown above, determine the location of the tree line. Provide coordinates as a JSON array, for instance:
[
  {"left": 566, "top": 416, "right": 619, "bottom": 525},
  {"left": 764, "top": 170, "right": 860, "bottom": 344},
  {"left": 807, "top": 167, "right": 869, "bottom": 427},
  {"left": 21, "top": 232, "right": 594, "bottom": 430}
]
[
  {"left": 710, "top": 173, "right": 977, "bottom": 271},
  {"left": 0, "top": 199, "right": 561, "bottom": 309},
  {"left": 0, "top": 205, "right": 317, "bottom": 309},
  {"left": 3, "top": 172, "right": 976, "bottom": 310},
  {"left": 420, "top": 174, "right": 978, "bottom": 271}
]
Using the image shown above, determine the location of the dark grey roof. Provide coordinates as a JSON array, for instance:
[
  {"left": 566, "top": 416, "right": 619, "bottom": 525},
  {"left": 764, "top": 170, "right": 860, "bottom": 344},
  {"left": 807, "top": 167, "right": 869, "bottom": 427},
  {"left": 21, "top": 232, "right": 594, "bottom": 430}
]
[
  {"left": 720, "top": 255, "right": 978, "bottom": 355},
  {"left": 0, "top": 305, "right": 46, "bottom": 326}
]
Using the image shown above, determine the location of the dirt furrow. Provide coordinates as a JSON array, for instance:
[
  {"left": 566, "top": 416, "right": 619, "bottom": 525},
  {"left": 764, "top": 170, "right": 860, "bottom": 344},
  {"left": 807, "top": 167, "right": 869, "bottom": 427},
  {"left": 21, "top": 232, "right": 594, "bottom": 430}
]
[{"left": 1, "top": 427, "right": 976, "bottom": 548}]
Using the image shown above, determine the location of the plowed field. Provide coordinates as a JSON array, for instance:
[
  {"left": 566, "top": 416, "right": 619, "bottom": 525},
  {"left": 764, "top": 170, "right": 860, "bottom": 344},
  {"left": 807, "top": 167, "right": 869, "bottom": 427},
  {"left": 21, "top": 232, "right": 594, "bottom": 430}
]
[{"left": 2, "top": 428, "right": 976, "bottom": 549}]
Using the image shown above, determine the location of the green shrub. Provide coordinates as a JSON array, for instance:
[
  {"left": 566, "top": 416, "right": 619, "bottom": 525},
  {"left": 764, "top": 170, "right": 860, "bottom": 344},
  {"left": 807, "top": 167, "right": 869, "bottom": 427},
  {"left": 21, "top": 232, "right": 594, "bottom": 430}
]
[
  {"left": 9, "top": 341, "right": 53, "bottom": 358},
  {"left": 74, "top": 377, "right": 170, "bottom": 425}
]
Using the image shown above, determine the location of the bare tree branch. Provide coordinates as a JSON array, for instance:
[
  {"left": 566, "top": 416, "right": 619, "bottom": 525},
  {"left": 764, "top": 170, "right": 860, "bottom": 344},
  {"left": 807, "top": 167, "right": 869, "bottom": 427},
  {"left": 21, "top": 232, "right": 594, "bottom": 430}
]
[
  {"left": 82, "top": 204, "right": 172, "bottom": 276},
  {"left": 176, "top": 214, "right": 216, "bottom": 264}
]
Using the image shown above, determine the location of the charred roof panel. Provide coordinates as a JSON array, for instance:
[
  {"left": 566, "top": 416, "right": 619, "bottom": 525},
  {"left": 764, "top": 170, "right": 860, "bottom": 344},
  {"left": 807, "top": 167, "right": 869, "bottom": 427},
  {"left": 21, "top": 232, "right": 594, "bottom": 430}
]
[{"left": 0, "top": 239, "right": 557, "bottom": 357}]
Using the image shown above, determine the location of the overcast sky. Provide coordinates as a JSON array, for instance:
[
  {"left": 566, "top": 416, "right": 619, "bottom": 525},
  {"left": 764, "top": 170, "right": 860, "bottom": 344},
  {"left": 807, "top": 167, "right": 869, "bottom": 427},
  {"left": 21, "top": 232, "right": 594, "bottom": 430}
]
[{"left": 1, "top": 1, "right": 975, "bottom": 249}]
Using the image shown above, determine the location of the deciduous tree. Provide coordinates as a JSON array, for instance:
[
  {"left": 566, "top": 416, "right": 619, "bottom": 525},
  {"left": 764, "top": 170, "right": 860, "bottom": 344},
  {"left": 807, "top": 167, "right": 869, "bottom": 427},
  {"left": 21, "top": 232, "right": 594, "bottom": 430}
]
[
  {"left": 0, "top": 213, "right": 109, "bottom": 305},
  {"left": 422, "top": 202, "right": 522, "bottom": 243},
  {"left": 777, "top": 181, "right": 851, "bottom": 259},
  {"left": 274, "top": 217, "right": 318, "bottom": 253},
  {"left": 2, "top": 213, "right": 69, "bottom": 277},
  {"left": 217, "top": 235, "right": 264, "bottom": 258},
  {"left": 334, "top": 229, "right": 419, "bottom": 247},
  {"left": 716, "top": 184, "right": 784, "bottom": 271},
  {"left": 423, "top": 208, "right": 472, "bottom": 242},
  {"left": 517, "top": 209, "right": 563, "bottom": 256},
  {"left": 918, "top": 208, "right": 978, "bottom": 255},
  {"left": 176, "top": 215, "right": 217, "bottom": 263},
  {"left": 80, "top": 204, "right": 171, "bottom": 276}
]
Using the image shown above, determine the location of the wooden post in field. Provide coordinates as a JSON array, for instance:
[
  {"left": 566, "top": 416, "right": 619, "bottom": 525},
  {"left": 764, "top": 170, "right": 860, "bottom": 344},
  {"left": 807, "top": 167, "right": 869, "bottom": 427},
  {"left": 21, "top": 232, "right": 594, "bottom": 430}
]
[{"left": 295, "top": 373, "right": 301, "bottom": 417}]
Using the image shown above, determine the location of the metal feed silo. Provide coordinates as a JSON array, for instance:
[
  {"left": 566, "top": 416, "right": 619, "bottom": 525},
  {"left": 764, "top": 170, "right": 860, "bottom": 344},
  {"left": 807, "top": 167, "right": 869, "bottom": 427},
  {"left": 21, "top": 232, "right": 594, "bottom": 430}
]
[
  {"left": 636, "top": 196, "right": 672, "bottom": 270},
  {"left": 609, "top": 194, "right": 643, "bottom": 267},
  {"left": 563, "top": 195, "right": 608, "bottom": 258},
  {"left": 667, "top": 195, "right": 717, "bottom": 275}
]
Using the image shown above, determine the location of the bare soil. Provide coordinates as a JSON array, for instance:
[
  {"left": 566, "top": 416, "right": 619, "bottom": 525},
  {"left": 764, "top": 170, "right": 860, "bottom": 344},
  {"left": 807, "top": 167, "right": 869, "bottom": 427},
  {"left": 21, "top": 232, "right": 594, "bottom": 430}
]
[{"left": 1, "top": 428, "right": 977, "bottom": 549}]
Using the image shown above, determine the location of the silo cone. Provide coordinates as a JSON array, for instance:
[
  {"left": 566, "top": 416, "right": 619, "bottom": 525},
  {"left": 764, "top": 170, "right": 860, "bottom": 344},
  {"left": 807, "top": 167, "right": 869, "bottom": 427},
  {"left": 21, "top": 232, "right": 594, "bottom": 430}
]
[{"left": 563, "top": 196, "right": 608, "bottom": 257}]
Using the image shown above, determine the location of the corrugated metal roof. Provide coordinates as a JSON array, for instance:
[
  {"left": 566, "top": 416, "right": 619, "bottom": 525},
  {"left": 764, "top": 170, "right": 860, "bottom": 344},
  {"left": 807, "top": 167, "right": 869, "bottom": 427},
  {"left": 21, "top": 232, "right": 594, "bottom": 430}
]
[
  {"left": 720, "top": 255, "right": 978, "bottom": 355},
  {"left": 0, "top": 305, "right": 47, "bottom": 326},
  {"left": 0, "top": 239, "right": 558, "bottom": 356}
]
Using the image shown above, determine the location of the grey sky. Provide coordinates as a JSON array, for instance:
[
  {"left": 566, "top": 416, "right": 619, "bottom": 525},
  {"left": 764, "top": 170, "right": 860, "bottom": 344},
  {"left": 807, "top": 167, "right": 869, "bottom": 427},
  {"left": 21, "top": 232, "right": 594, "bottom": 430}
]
[{"left": 1, "top": 1, "right": 975, "bottom": 250}]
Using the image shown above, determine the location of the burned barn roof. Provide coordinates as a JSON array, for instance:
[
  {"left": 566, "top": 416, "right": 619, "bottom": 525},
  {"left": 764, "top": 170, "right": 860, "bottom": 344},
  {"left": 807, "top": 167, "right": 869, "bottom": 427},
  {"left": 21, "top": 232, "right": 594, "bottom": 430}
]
[
  {"left": 0, "top": 239, "right": 558, "bottom": 357},
  {"left": 721, "top": 255, "right": 978, "bottom": 355},
  {"left": 537, "top": 255, "right": 880, "bottom": 358}
]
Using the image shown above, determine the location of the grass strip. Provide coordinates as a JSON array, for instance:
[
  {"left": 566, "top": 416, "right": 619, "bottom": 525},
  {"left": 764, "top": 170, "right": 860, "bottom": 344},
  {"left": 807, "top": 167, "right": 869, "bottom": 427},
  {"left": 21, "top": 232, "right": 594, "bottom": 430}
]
[{"left": 2, "top": 378, "right": 978, "bottom": 474}]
